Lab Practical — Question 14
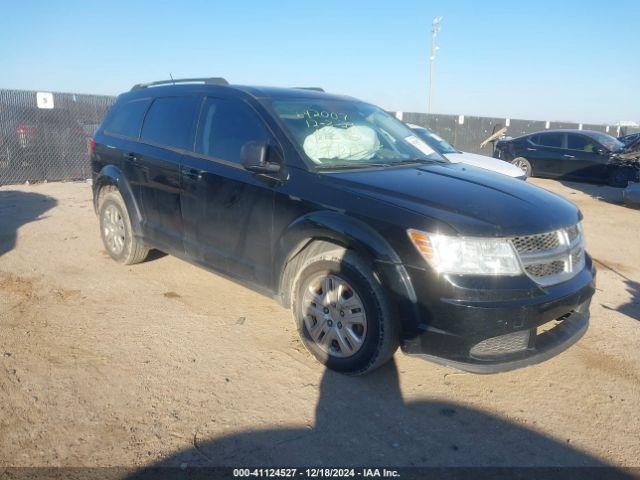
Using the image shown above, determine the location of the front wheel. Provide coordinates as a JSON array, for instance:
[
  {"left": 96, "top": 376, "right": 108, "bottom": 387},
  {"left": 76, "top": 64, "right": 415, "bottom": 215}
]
[
  {"left": 511, "top": 157, "right": 532, "bottom": 177},
  {"left": 608, "top": 167, "right": 633, "bottom": 188},
  {"left": 291, "top": 247, "right": 399, "bottom": 375}
]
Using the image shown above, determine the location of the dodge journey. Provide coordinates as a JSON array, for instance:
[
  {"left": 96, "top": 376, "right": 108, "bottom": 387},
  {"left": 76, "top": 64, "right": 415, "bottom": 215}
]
[{"left": 91, "top": 78, "right": 595, "bottom": 375}]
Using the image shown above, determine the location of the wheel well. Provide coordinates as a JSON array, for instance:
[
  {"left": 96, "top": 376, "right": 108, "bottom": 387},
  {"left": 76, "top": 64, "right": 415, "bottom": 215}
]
[
  {"left": 97, "top": 183, "right": 117, "bottom": 206},
  {"left": 278, "top": 238, "right": 375, "bottom": 309},
  {"left": 93, "top": 179, "right": 119, "bottom": 214}
]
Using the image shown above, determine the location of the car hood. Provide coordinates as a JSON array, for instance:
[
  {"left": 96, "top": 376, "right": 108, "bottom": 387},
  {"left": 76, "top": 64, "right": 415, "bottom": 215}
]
[
  {"left": 325, "top": 163, "right": 581, "bottom": 237},
  {"left": 444, "top": 151, "right": 525, "bottom": 178}
]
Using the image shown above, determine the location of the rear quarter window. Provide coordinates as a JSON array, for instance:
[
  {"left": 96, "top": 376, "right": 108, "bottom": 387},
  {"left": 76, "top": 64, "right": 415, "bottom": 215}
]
[
  {"left": 102, "top": 99, "right": 150, "bottom": 138},
  {"left": 140, "top": 96, "right": 198, "bottom": 150}
]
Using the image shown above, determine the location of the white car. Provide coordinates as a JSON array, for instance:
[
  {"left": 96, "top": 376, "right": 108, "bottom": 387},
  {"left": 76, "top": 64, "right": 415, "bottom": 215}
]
[{"left": 407, "top": 124, "right": 527, "bottom": 180}]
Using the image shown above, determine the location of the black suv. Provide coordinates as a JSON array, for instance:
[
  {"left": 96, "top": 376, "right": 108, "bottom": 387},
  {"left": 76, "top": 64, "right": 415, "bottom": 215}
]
[
  {"left": 494, "top": 129, "right": 638, "bottom": 187},
  {"left": 91, "top": 78, "right": 595, "bottom": 375}
]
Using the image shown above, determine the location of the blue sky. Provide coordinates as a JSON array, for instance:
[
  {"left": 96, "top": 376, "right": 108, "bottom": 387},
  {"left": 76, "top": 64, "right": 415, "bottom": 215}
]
[{"left": 1, "top": 0, "right": 638, "bottom": 124}]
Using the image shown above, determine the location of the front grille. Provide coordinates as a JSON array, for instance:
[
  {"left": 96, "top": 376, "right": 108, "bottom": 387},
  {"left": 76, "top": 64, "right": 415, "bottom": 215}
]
[
  {"left": 512, "top": 231, "right": 560, "bottom": 253},
  {"left": 511, "top": 224, "right": 585, "bottom": 286},
  {"left": 525, "top": 260, "right": 565, "bottom": 277},
  {"left": 470, "top": 330, "right": 531, "bottom": 359}
]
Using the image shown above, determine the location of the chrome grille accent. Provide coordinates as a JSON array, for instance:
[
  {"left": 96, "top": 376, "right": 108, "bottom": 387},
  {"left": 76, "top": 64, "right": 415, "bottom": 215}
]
[
  {"left": 512, "top": 231, "right": 560, "bottom": 253},
  {"left": 510, "top": 224, "right": 585, "bottom": 286},
  {"left": 525, "top": 261, "right": 565, "bottom": 278},
  {"left": 566, "top": 225, "right": 580, "bottom": 243}
]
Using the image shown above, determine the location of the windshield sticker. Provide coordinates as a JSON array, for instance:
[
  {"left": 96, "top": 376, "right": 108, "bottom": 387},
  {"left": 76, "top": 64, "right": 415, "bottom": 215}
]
[
  {"left": 296, "top": 109, "right": 352, "bottom": 129},
  {"left": 405, "top": 135, "right": 435, "bottom": 155}
]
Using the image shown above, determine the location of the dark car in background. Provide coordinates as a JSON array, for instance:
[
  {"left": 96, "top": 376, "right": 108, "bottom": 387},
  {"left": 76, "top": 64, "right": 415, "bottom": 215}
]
[
  {"left": 407, "top": 123, "right": 527, "bottom": 179},
  {"left": 91, "top": 78, "right": 595, "bottom": 375},
  {"left": 494, "top": 129, "right": 639, "bottom": 187}
]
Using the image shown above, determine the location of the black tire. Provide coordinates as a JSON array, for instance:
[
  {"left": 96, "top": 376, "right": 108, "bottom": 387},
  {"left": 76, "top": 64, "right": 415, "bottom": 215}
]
[
  {"left": 608, "top": 167, "right": 632, "bottom": 188},
  {"left": 291, "top": 246, "right": 399, "bottom": 375},
  {"left": 511, "top": 157, "right": 532, "bottom": 177},
  {"left": 98, "top": 188, "right": 149, "bottom": 265}
]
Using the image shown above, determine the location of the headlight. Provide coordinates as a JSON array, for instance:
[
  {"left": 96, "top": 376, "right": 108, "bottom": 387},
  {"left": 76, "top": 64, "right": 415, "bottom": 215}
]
[{"left": 407, "top": 229, "right": 522, "bottom": 275}]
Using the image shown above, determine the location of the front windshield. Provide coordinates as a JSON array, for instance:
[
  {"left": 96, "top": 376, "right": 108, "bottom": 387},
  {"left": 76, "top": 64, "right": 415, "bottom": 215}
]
[
  {"left": 592, "top": 133, "right": 625, "bottom": 152},
  {"left": 411, "top": 127, "right": 458, "bottom": 154},
  {"left": 272, "top": 99, "right": 446, "bottom": 168}
]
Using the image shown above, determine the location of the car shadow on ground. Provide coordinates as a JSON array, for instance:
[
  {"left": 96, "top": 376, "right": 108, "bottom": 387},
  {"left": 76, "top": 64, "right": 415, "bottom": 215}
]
[
  {"left": 0, "top": 190, "right": 57, "bottom": 258},
  {"left": 609, "top": 278, "right": 640, "bottom": 321},
  {"left": 557, "top": 180, "right": 630, "bottom": 207},
  {"left": 127, "top": 361, "right": 629, "bottom": 479},
  {"left": 594, "top": 258, "right": 640, "bottom": 322},
  {"left": 143, "top": 249, "right": 167, "bottom": 262}
]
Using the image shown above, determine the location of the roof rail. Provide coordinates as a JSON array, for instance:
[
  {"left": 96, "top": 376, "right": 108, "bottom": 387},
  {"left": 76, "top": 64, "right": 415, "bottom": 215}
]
[
  {"left": 131, "top": 77, "right": 229, "bottom": 91},
  {"left": 293, "top": 87, "right": 325, "bottom": 92}
]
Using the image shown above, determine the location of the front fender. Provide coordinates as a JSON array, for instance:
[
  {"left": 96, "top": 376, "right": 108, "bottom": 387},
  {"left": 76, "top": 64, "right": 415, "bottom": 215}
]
[
  {"left": 93, "top": 164, "right": 143, "bottom": 237},
  {"left": 275, "top": 210, "right": 422, "bottom": 337}
]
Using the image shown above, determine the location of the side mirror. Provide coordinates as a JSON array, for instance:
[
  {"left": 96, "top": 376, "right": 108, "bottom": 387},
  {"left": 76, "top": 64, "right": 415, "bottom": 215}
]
[
  {"left": 241, "top": 141, "right": 281, "bottom": 173},
  {"left": 595, "top": 147, "right": 607, "bottom": 155}
]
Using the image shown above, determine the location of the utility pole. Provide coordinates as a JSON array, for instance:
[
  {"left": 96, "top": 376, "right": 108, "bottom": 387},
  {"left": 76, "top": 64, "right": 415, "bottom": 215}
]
[{"left": 428, "top": 16, "right": 443, "bottom": 114}]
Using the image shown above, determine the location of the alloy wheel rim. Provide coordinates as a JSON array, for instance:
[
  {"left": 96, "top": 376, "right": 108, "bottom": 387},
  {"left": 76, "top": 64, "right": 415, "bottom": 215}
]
[
  {"left": 103, "top": 205, "right": 126, "bottom": 255},
  {"left": 514, "top": 159, "right": 529, "bottom": 174},
  {"left": 301, "top": 273, "right": 367, "bottom": 358}
]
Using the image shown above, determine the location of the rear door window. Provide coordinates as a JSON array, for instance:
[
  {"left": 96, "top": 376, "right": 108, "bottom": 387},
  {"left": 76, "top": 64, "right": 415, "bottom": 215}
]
[
  {"left": 195, "top": 98, "right": 271, "bottom": 164},
  {"left": 141, "top": 96, "right": 198, "bottom": 150},
  {"left": 103, "top": 99, "right": 150, "bottom": 138},
  {"left": 538, "top": 133, "right": 564, "bottom": 148}
]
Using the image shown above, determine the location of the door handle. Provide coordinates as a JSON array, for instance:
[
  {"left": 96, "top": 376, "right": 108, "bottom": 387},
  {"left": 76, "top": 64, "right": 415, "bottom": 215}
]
[
  {"left": 526, "top": 148, "right": 537, "bottom": 151},
  {"left": 563, "top": 154, "right": 575, "bottom": 159},
  {"left": 182, "top": 167, "right": 203, "bottom": 181}
]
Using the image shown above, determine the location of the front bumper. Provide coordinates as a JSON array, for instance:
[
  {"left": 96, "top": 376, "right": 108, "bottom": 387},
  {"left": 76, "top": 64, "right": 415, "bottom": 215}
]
[{"left": 401, "top": 259, "right": 596, "bottom": 373}]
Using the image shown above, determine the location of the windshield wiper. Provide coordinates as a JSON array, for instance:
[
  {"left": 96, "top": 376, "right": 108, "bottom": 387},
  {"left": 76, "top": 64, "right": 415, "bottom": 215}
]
[
  {"left": 316, "top": 158, "right": 442, "bottom": 171},
  {"left": 316, "top": 163, "right": 382, "bottom": 171},
  {"left": 388, "top": 158, "right": 435, "bottom": 165}
]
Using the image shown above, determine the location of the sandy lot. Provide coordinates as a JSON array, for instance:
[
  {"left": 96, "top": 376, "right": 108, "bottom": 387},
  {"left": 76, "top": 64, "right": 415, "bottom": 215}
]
[{"left": 0, "top": 178, "right": 639, "bottom": 470}]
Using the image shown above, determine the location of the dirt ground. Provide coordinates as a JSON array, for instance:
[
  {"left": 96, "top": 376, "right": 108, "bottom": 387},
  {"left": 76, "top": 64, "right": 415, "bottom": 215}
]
[{"left": 1, "top": 178, "right": 639, "bottom": 470}]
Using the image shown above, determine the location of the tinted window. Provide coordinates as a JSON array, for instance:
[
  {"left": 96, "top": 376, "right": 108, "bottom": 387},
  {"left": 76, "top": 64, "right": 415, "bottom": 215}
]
[
  {"left": 567, "top": 134, "right": 596, "bottom": 152},
  {"left": 141, "top": 96, "right": 198, "bottom": 150},
  {"left": 103, "top": 99, "right": 150, "bottom": 138},
  {"left": 529, "top": 135, "right": 540, "bottom": 144},
  {"left": 539, "top": 133, "right": 564, "bottom": 148},
  {"left": 196, "top": 98, "right": 270, "bottom": 163}
]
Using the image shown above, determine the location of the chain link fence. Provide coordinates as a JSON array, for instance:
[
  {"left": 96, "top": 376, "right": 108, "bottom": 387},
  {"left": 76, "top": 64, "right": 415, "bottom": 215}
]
[
  {"left": 0, "top": 88, "right": 637, "bottom": 186},
  {"left": 0, "top": 89, "right": 115, "bottom": 186},
  {"left": 396, "top": 111, "right": 639, "bottom": 157}
]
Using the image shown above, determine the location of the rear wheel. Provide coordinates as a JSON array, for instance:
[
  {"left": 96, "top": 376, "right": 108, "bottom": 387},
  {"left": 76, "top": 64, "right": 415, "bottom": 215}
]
[
  {"left": 511, "top": 157, "right": 532, "bottom": 177},
  {"left": 98, "top": 188, "right": 149, "bottom": 264},
  {"left": 291, "top": 247, "right": 399, "bottom": 375}
]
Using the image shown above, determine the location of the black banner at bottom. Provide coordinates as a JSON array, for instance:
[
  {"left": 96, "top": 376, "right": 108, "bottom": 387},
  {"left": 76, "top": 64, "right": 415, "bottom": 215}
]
[{"left": 1, "top": 467, "right": 639, "bottom": 480}]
